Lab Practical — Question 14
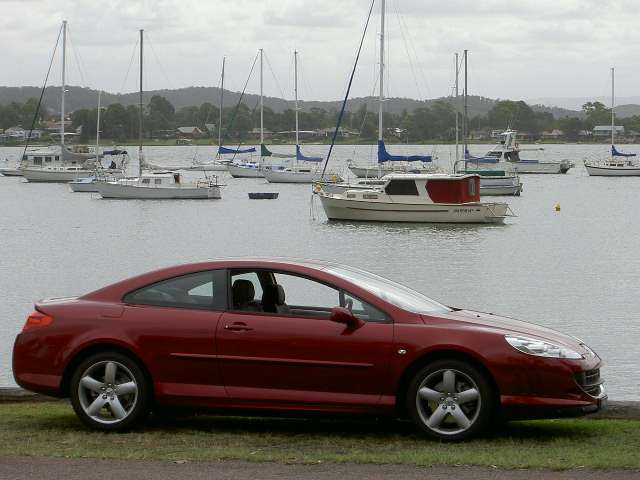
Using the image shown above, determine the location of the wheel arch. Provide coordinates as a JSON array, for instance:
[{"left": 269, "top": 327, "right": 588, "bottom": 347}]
[
  {"left": 394, "top": 348, "right": 500, "bottom": 418},
  {"left": 60, "top": 342, "right": 154, "bottom": 400}
]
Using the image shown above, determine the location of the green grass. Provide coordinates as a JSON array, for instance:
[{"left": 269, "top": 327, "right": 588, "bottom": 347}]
[{"left": 1, "top": 401, "right": 638, "bottom": 469}]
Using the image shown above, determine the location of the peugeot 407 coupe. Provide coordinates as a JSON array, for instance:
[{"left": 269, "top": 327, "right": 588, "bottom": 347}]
[{"left": 12, "top": 258, "right": 606, "bottom": 440}]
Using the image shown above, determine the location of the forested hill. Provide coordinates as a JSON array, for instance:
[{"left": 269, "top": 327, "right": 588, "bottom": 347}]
[{"left": 0, "top": 85, "right": 586, "bottom": 118}]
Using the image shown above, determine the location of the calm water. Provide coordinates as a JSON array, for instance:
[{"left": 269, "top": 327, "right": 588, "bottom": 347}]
[{"left": 0, "top": 143, "right": 638, "bottom": 400}]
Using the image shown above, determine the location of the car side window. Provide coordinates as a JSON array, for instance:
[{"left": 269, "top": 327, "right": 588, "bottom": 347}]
[
  {"left": 124, "top": 270, "right": 227, "bottom": 310},
  {"left": 274, "top": 273, "right": 338, "bottom": 309}
]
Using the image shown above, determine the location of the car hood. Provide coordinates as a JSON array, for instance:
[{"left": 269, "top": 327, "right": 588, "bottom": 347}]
[{"left": 432, "top": 309, "right": 590, "bottom": 352}]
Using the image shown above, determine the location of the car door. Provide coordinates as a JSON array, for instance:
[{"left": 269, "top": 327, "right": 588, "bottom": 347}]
[
  {"left": 123, "top": 269, "right": 228, "bottom": 400},
  {"left": 217, "top": 269, "right": 394, "bottom": 407}
]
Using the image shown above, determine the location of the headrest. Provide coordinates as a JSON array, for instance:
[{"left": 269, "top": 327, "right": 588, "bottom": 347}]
[
  {"left": 232, "top": 279, "right": 255, "bottom": 305},
  {"left": 262, "top": 284, "right": 285, "bottom": 305}
]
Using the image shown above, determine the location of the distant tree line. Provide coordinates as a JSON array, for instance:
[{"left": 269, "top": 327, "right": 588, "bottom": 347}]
[{"left": 4, "top": 95, "right": 640, "bottom": 143}]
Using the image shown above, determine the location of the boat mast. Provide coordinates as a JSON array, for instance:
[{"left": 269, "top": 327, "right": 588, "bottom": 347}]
[
  {"left": 455, "top": 52, "right": 459, "bottom": 165},
  {"left": 463, "top": 49, "right": 468, "bottom": 160},
  {"left": 611, "top": 67, "right": 615, "bottom": 153},
  {"left": 95, "top": 90, "right": 101, "bottom": 165},
  {"left": 60, "top": 20, "right": 67, "bottom": 150},
  {"left": 294, "top": 50, "right": 299, "bottom": 165},
  {"left": 138, "top": 29, "right": 144, "bottom": 177},
  {"left": 378, "top": 0, "right": 385, "bottom": 144},
  {"left": 260, "top": 49, "right": 264, "bottom": 147},
  {"left": 218, "top": 57, "right": 225, "bottom": 152}
]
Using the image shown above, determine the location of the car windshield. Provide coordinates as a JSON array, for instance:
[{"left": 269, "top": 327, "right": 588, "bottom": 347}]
[{"left": 326, "top": 266, "right": 451, "bottom": 314}]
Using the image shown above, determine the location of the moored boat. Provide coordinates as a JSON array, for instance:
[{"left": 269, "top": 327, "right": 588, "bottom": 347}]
[
  {"left": 96, "top": 172, "right": 221, "bottom": 199},
  {"left": 95, "top": 30, "right": 222, "bottom": 200},
  {"left": 584, "top": 68, "right": 640, "bottom": 177},
  {"left": 316, "top": 173, "right": 513, "bottom": 224},
  {"left": 471, "top": 130, "right": 572, "bottom": 174}
]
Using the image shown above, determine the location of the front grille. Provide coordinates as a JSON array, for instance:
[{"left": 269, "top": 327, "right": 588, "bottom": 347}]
[{"left": 575, "top": 368, "right": 603, "bottom": 397}]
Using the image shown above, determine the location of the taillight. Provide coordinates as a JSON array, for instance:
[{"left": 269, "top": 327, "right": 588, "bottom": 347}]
[{"left": 22, "top": 311, "right": 54, "bottom": 332}]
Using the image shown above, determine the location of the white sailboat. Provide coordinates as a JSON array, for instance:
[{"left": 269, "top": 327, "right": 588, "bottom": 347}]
[
  {"left": 226, "top": 53, "right": 262, "bottom": 178},
  {"left": 21, "top": 21, "right": 124, "bottom": 183},
  {"left": 315, "top": 0, "right": 513, "bottom": 224},
  {"left": 95, "top": 29, "right": 222, "bottom": 200},
  {"left": 584, "top": 68, "right": 640, "bottom": 176},
  {"left": 264, "top": 51, "right": 341, "bottom": 184},
  {"left": 453, "top": 51, "right": 522, "bottom": 196}
]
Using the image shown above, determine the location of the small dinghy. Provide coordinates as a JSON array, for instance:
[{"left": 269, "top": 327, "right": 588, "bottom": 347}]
[{"left": 248, "top": 192, "right": 279, "bottom": 199}]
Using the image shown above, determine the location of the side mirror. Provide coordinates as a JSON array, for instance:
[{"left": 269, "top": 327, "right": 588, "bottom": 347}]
[{"left": 330, "top": 307, "right": 364, "bottom": 329}]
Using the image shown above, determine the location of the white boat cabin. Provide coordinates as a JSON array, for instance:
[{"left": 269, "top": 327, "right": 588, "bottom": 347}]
[{"left": 340, "top": 173, "right": 481, "bottom": 205}]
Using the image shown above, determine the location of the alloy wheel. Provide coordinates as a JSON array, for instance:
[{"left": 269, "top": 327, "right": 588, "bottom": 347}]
[
  {"left": 77, "top": 360, "right": 139, "bottom": 425},
  {"left": 415, "top": 368, "right": 481, "bottom": 436}
]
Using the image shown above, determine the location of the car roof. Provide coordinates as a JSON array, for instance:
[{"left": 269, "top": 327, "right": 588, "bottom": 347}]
[{"left": 80, "top": 257, "right": 370, "bottom": 301}]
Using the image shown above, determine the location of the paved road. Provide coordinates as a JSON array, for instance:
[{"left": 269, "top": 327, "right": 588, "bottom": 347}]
[{"left": 1, "top": 457, "right": 639, "bottom": 480}]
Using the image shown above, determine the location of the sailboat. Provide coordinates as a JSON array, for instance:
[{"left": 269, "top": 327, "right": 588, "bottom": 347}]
[
  {"left": 315, "top": 0, "right": 513, "bottom": 224},
  {"left": 346, "top": 37, "right": 437, "bottom": 179},
  {"left": 263, "top": 51, "right": 342, "bottom": 184},
  {"left": 584, "top": 68, "right": 640, "bottom": 176},
  {"left": 226, "top": 51, "right": 265, "bottom": 178},
  {"left": 453, "top": 51, "right": 522, "bottom": 196},
  {"left": 69, "top": 91, "right": 128, "bottom": 192},
  {"left": 95, "top": 30, "right": 222, "bottom": 200},
  {"left": 20, "top": 21, "right": 124, "bottom": 183}
]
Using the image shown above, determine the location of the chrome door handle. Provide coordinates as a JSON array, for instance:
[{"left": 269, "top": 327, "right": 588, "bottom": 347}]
[{"left": 224, "top": 323, "right": 253, "bottom": 332}]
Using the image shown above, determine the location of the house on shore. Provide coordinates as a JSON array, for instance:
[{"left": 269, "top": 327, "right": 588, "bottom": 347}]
[
  {"left": 176, "top": 126, "right": 204, "bottom": 139},
  {"left": 593, "top": 125, "right": 624, "bottom": 137}
]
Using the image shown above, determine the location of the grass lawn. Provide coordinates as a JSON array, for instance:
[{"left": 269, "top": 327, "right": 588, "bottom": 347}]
[{"left": 1, "top": 401, "right": 638, "bottom": 470}]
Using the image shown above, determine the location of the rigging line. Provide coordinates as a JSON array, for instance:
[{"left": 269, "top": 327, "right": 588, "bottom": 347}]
[
  {"left": 392, "top": 0, "right": 422, "bottom": 100},
  {"left": 66, "top": 25, "right": 88, "bottom": 87},
  {"left": 395, "top": 0, "right": 431, "bottom": 98},
  {"left": 321, "top": 0, "right": 376, "bottom": 178},
  {"left": 297, "top": 52, "right": 315, "bottom": 104},
  {"left": 119, "top": 37, "right": 139, "bottom": 93},
  {"left": 263, "top": 51, "right": 288, "bottom": 102},
  {"left": 146, "top": 33, "right": 175, "bottom": 90},
  {"left": 20, "top": 24, "right": 63, "bottom": 167},
  {"left": 224, "top": 51, "right": 259, "bottom": 161}
]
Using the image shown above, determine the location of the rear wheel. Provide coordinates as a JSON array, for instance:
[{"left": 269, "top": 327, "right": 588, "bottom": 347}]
[
  {"left": 70, "top": 351, "right": 150, "bottom": 431},
  {"left": 406, "top": 359, "right": 494, "bottom": 441}
]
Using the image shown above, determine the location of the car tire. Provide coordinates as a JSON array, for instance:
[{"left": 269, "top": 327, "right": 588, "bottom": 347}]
[
  {"left": 70, "top": 351, "right": 150, "bottom": 431},
  {"left": 406, "top": 359, "right": 494, "bottom": 441}
]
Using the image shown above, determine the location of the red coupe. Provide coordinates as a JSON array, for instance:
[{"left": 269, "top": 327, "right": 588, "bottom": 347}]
[{"left": 12, "top": 259, "right": 606, "bottom": 440}]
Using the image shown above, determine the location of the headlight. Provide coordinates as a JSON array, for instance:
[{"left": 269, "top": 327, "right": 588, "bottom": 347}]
[{"left": 505, "top": 335, "right": 582, "bottom": 359}]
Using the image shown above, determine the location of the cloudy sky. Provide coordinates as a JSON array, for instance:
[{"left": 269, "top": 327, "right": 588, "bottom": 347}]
[{"left": 2, "top": 0, "right": 639, "bottom": 106}]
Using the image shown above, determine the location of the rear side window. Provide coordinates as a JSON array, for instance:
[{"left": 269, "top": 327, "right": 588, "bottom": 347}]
[{"left": 124, "top": 270, "right": 227, "bottom": 310}]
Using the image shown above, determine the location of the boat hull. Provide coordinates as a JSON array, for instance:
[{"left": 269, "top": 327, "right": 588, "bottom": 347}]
[
  {"left": 96, "top": 182, "right": 221, "bottom": 199},
  {"left": 317, "top": 194, "right": 508, "bottom": 224},
  {"left": 69, "top": 181, "right": 100, "bottom": 192},
  {"left": 228, "top": 164, "right": 263, "bottom": 178},
  {"left": 183, "top": 164, "right": 228, "bottom": 172},
  {"left": 264, "top": 169, "right": 342, "bottom": 184},
  {"left": 585, "top": 164, "right": 640, "bottom": 176},
  {"left": 0, "top": 168, "right": 23, "bottom": 177},
  {"left": 511, "top": 161, "right": 571, "bottom": 174},
  {"left": 22, "top": 168, "right": 95, "bottom": 182}
]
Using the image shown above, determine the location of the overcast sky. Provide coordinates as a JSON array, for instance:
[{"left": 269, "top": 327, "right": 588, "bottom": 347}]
[{"left": 2, "top": 0, "right": 639, "bottom": 106}]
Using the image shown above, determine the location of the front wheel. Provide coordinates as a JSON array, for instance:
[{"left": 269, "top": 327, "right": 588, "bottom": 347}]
[
  {"left": 406, "top": 359, "right": 494, "bottom": 441},
  {"left": 70, "top": 351, "right": 150, "bottom": 431}
]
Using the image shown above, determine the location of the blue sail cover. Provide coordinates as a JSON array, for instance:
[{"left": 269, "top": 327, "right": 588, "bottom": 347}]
[
  {"left": 378, "top": 140, "right": 431, "bottom": 163},
  {"left": 612, "top": 145, "right": 636, "bottom": 157},
  {"left": 296, "top": 145, "right": 323, "bottom": 162},
  {"left": 218, "top": 145, "right": 256, "bottom": 155}
]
